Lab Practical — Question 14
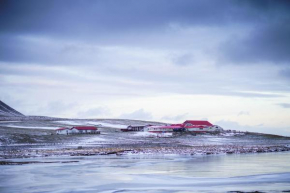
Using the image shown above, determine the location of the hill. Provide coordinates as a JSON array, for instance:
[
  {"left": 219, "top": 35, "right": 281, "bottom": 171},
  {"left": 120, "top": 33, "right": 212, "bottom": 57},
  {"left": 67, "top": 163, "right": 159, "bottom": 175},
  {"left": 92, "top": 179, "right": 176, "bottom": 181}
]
[{"left": 0, "top": 100, "right": 24, "bottom": 117}]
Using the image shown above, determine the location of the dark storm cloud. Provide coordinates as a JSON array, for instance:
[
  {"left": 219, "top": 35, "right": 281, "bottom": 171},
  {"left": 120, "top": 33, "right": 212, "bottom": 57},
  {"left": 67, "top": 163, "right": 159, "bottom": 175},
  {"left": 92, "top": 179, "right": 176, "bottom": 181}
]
[
  {"left": 0, "top": 0, "right": 252, "bottom": 36},
  {"left": 219, "top": 1, "right": 290, "bottom": 64},
  {"left": 1, "top": 0, "right": 290, "bottom": 66},
  {"left": 0, "top": 34, "right": 55, "bottom": 64},
  {"left": 220, "top": 21, "right": 290, "bottom": 64}
]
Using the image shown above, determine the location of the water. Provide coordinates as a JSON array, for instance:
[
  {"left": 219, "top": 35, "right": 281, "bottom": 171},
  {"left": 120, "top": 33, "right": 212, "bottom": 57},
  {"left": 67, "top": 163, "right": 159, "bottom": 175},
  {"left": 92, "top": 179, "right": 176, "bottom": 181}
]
[{"left": 1, "top": 152, "right": 290, "bottom": 193}]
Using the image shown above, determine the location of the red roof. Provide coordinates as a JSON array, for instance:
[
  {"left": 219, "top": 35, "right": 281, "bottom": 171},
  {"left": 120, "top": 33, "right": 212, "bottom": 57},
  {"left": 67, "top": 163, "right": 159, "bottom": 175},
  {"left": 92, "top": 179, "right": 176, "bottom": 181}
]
[
  {"left": 72, "top": 126, "right": 98, "bottom": 130},
  {"left": 183, "top": 120, "right": 213, "bottom": 127},
  {"left": 186, "top": 125, "right": 206, "bottom": 129},
  {"left": 56, "top": 127, "right": 69, "bottom": 130},
  {"left": 171, "top": 124, "right": 183, "bottom": 127},
  {"left": 153, "top": 126, "right": 182, "bottom": 129}
]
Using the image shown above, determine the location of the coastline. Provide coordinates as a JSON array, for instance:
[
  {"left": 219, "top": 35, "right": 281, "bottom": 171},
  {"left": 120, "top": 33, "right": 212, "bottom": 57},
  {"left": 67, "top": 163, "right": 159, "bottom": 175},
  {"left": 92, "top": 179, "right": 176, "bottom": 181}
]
[
  {"left": 1, "top": 126, "right": 290, "bottom": 160},
  {"left": 1, "top": 144, "right": 290, "bottom": 160}
]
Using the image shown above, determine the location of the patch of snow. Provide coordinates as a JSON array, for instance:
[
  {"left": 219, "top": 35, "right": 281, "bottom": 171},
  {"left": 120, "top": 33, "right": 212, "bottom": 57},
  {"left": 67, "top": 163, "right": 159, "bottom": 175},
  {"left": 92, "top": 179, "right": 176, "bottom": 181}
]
[
  {"left": 3, "top": 125, "right": 59, "bottom": 130},
  {"left": 220, "top": 132, "right": 245, "bottom": 136},
  {"left": 133, "top": 132, "right": 173, "bottom": 138},
  {"left": 54, "top": 120, "right": 128, "bottom": 129},
  {"left": 0, "top": 121, "right": 21, "bottom": 123},
  {"left": 81, "top": 136, "right": 109, "bottom": 143}
]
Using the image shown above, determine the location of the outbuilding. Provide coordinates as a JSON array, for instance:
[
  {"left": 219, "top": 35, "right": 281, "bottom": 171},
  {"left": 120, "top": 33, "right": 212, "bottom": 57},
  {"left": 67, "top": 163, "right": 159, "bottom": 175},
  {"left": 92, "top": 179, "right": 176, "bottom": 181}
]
[
  {"left": 121, "top": 125, "right": 147, "bottom": 132},
  {"left": 56, "top": 127, "right": 70, "bottom": 135},
  {"left": 71, "top": 126, "right": 100, "bottom": 134},
  {"left": 183, "top": 120, "right": 213, "bottom": 128},
  {"left": 56, "top": 126, "right": 100, "bottom": 135}
]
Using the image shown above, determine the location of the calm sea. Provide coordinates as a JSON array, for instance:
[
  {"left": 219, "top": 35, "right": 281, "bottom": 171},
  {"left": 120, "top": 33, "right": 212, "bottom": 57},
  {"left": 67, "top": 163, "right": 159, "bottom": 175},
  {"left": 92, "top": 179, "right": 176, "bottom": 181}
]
[{"left": 1, "top": 152, "right": 290, "bottom": 193}]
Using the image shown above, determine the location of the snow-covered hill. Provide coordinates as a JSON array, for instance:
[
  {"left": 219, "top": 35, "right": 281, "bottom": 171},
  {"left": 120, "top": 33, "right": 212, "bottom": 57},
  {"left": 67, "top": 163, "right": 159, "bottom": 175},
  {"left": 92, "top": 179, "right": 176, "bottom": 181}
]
[{"left": 0, "top": 101, "right": 24, "bottom": 117}]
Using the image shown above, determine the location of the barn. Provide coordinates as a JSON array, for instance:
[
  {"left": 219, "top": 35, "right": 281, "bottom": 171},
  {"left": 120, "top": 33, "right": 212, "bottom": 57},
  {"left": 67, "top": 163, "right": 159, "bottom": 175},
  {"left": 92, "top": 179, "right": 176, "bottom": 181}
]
[
  {"left": 182, "top": 120, "right": 223, "bottom": 133},
  {"left": 56, "top": 126, "right": 100, "bottom": 135},
  {"left": 147, "top": 125, "right": 184, "bottom": 133},
  {"left": 121, "top": 125, "right": 149, "bottom": 132},
  {"left": 183, "top": 120, "right": 213, "bottom": 128},
  {"left": 71, "top": 126, "right": 100, "bottom": 134}
]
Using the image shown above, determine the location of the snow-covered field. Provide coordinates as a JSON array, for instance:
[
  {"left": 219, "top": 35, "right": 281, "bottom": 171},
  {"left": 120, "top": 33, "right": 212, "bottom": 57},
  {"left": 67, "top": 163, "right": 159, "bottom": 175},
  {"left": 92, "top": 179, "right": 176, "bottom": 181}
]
[
  {"left": 54, "top": 120, "right": 128, "bottom": 129},
  {"left": 133, "top": 132, "right": 173, "bottom": 138},
  {"left": 2, "top": 125, "right": 59, "bottom": 130},
  {"left": 0, "top": 121, "right": 21, "bottom": 123}
]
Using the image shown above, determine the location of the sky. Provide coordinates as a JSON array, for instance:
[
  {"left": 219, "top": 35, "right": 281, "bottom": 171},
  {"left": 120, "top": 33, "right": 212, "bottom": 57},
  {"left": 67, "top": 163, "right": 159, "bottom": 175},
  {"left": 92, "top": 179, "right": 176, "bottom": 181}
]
[{"left": 0, "top": 0, "right": 290, "bottom": 136}]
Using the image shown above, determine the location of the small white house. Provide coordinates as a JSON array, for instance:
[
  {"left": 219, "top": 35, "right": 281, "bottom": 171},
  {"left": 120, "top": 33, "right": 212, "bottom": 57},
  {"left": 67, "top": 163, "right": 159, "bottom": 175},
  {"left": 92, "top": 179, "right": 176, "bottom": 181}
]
[
  {"left": 56, "top": 126, "right": 100, "bottom": 135},
  {"left": 56, "top": 127, "right": 70, "bottom": 135}
]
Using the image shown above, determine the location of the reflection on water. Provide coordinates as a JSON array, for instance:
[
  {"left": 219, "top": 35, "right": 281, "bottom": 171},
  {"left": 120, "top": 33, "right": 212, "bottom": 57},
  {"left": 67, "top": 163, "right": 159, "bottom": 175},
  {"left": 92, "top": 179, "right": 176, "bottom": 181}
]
[{"left": 1, "top": 152, "right": 290, "bottom": 193}]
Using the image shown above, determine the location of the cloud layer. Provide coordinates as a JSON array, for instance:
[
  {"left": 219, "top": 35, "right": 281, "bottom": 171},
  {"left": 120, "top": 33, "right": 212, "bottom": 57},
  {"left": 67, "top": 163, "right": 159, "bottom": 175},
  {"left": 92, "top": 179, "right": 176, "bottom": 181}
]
[{"left": 1, "top": 0, "right": 290, "bottom": 135}]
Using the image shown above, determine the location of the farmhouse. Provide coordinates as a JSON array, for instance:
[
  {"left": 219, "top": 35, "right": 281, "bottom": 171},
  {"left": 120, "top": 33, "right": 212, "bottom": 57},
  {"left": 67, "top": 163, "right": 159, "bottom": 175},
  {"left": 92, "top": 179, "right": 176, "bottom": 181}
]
[
  {"left": 147, "top": 125, "right": 184, "bottom": 133},
  {"left": 183, "top": 120, "right": 213, "bottom": 127},
  {"left": 121, "top": 125, "right": 150, "bottom": 132},
  {"left": 56, "top": 127, "right": 70, "bottom": 135},
  {"left": 182, "top": 120, "right": 223, "bottom": 133},
  {"left": 56, "top": 126, "right": 100, "bottom": 135}
]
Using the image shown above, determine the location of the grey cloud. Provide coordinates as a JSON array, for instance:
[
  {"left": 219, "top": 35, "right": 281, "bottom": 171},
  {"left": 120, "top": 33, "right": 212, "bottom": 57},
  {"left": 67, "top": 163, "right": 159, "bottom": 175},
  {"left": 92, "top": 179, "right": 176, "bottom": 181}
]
[
  {"left": 215, "top": 119, "right": 290, "bottom": 136},
  {"left": 1, "top": 0, "right": 286, "bottom": 40},
  {"left": 1, "top": 0, "right": 290, "bottom": 66},
  {"left": 277, "top": 103, "right": 290, "bottom": 108},
  {"left": 0, "top": 61, "right": 287, "bottom": 99},
  {"left": 237, "top": 111, "right": 250, "bottom": 116},
  {"left": 172, "top": 54, "right": 194, "bottom": 66},
  {"left": 33, "top": 101, "right": 77, "bottom": 116},
  {"left": 0, "top": 0, "right": 256, "bottom": 36},
  {"left": 279, "top": 68, "right": 290, "bottom": 79},
  {"left": 220, "top": 21, "right": 290, "bottom": 64},
  {"left": 1, "top": 0, "right": 290, "bottom": 106},
  {"left": 218, "top": 0, "right": 290, "bottom": 65},
  {"left": 77, "top": 107, "right": 110, "bottom": 118},
  {"left": 161, "top": 113, "right": 189, "bottom": 122},
  {"left": 119, "top": 109, "right": 152, "bottom": 121},
  {"left": 214, "top": 120, "right": 251, "bottom": 131},
  {"left": 0, "top": 35, "right": 101, "bottom": 65}
]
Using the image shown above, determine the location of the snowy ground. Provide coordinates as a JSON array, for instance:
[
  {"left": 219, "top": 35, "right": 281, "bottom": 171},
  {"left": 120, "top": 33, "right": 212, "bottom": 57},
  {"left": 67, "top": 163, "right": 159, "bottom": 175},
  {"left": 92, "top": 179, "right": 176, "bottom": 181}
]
[
  {"left": 2, "top": 125, "right": 59, "bottom": 130},
  {"left": 54, "top": 120, "right": 128, "bottom": 129},
  {"left": 1, "top": 119, "right": 290, "bottom": 159},
  {"left": 1, "top": 117, "right": 290, "bottom": 193},
  {"left": 0, "top": 118, "right": 164, "bottom": 132}
]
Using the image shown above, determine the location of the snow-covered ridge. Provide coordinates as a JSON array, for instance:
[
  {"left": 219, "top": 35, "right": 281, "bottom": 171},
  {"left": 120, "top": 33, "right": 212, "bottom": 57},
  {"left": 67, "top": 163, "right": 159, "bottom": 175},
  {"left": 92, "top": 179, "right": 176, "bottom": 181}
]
[
  {"left": 0, "top": 100, "right": 24, "bottom": 117},
  {"left": 4, "top": 125, "right": 59, "bottom": 130},
  {"left": 54, "top": 120, "right": 128, "bottom": 129}
]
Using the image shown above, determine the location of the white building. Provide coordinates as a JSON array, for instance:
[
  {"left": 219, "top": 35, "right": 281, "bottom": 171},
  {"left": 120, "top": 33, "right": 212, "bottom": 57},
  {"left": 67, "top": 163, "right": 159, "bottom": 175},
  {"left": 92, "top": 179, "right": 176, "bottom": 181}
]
[{"left": 56, "top": 126, "right": 100, "bottom": 135}]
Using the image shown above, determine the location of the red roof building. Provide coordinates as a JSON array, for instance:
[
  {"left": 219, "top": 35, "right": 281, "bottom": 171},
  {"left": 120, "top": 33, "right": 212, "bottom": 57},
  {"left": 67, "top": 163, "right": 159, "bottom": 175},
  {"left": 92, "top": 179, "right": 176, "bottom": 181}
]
[
  {"left": 56, "top": 126, "right": 99, "bottom": 135},
  {"left": 170, "top": 124, "right": 183, "bottom": 127},
  {"left": 183, "top": 120, "right": 213, "bottom": 128},
  {"left": 71, "top": 126, "right": 98, "bottom": 130},
  {"left": 56, "top": 127, "right": 69, "bottom": 131},
  {"left": 147, "top": 125, "right": 183, "bottom": 133}
]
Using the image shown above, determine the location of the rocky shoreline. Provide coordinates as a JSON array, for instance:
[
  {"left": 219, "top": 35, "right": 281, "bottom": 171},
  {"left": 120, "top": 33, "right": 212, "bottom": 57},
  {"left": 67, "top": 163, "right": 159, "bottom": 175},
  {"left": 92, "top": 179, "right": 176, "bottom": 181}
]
[{"left": 1, "top": 144, "right": 290, "bottom": 160}]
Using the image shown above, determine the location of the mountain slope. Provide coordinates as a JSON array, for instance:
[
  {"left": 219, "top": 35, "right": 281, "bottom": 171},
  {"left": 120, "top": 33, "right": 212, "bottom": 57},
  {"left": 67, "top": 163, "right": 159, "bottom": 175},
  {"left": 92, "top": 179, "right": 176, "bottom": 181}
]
[{"left": 0, "top": 100, "right": 24, "bottom": 117}]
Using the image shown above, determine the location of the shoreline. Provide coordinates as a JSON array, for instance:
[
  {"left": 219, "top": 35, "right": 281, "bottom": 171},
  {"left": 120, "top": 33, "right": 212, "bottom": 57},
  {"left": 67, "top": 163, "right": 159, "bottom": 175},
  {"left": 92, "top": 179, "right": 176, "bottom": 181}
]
[
  {"left": 1, "top": 125, "right": 290, "bottom": 160},
  {"left": 1, "top": 144, "right": 290, "bottom": 160}
]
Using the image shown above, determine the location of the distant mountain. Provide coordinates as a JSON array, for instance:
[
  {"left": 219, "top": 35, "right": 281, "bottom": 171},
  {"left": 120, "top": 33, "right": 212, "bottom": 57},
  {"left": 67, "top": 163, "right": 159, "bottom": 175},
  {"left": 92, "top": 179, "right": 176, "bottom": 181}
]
[{"left": 0, "top": 100, "right": 24, "bottom": 117}]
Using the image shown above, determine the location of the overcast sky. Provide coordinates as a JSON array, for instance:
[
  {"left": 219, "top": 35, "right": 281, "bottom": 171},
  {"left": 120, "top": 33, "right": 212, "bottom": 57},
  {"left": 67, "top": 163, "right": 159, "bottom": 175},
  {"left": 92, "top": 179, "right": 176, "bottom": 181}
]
[{"left": 1, "top": 0, "right": 290, "bottom": 135}]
